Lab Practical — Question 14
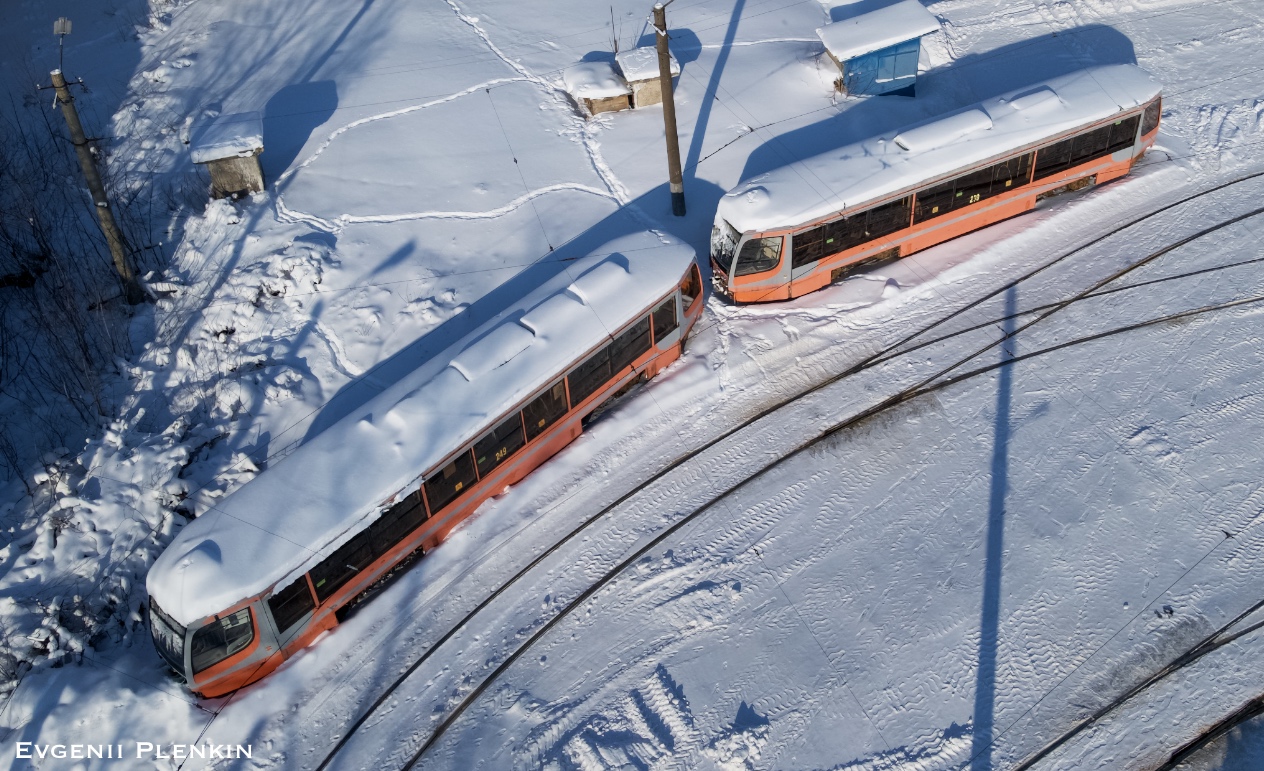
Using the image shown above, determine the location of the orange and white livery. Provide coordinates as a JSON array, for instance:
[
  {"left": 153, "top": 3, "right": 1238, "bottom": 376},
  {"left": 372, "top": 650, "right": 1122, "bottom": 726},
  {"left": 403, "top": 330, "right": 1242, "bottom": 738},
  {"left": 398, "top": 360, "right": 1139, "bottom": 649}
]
[
  {"left": 711, "top": 65, "right": 1162, "bottom": 303},
  {"left": 147, "top": 232, "right": 703, "bottom": 697}
]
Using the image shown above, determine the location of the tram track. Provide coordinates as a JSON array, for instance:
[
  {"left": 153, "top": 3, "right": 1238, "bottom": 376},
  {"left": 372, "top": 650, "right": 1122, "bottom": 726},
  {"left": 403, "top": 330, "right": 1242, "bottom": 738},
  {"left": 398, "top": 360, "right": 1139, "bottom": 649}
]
[
  {"left": 1157, "top": 692, "right": 1264, "bottom": 770},
  {"left": 402, "top": 293, "right": 1264, "bottom": 769},
  {"left": 1011, "top": 594, "right": 1264, "bottom": 770},
  {"left": 312, "top": 172, "right": 1264, "bottom": 770}
]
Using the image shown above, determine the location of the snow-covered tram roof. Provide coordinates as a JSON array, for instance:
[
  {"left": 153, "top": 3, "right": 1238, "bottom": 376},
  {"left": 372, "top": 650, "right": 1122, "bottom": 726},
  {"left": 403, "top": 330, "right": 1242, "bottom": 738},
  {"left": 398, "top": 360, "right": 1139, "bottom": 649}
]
[
  {"left": 717, "top": 64, "right": 1161, "bottom": 235},
  {"left": 148, "top": 232, "right": 697, "bottom": 625}
]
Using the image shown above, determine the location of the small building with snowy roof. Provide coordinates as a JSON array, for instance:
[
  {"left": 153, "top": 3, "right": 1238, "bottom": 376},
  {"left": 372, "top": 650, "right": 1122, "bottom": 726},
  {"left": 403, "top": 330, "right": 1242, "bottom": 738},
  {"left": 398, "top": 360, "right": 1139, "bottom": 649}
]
[
  {"left": 562, "top": 61, "right": 632, "bottom": 117},
  {"left": 614, "top": 46, "right": 681, "bottom": 108},
  {"left": 190, "top": 111, "right": 265, "bottom": 198},
  {"left": 817, "top": 0, "right": 939, "bottom": 97}
]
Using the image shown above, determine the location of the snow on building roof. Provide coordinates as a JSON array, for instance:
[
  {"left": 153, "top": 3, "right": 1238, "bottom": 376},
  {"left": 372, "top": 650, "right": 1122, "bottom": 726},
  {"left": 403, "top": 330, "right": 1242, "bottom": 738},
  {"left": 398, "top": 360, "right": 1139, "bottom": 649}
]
[
  {"left": 189, "top": 111, "right": 264, "bottom": 164},
  {"left": 717, "top": 64, "right": 1161, "bottom": 235},
  {"left": 561, "top": 61, "right": 631, "bottom": 99},
  {"left": 816, "top": 0, "right": 940, "bottom": 62},
  {"left": 147, "top": 231, "right": 697, "bottom": 625},
  {"left": 614, "top": 46, "right": 680, "bottom": 82}
]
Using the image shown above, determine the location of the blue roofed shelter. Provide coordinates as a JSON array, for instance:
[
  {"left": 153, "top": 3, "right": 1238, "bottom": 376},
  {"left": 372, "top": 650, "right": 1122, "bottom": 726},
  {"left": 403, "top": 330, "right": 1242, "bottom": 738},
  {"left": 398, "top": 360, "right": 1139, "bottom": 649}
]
[{"left": 817, "top": 0, "right": 940, "bottom": 96}]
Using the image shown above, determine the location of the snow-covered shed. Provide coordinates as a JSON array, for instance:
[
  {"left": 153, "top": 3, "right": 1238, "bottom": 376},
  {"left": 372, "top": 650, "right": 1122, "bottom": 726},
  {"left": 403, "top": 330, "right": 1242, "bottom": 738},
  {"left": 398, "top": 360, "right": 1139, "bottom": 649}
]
[
  {"left": 614, "top": 46, "right": 681, "bottom": 108},
  {"left": 562, "top": 61, "right": 632, "bottom": 117},
  {"left": 190, "top": 111, "right": 265, "bottom": 198},
  {"left": 817, "top": 0, "right": 939, "bottom": 96}
]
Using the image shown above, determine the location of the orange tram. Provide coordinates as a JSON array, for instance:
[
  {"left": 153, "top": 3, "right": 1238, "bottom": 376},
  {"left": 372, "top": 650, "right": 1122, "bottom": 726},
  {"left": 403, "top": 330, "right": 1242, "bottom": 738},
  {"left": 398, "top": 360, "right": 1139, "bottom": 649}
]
[
  {"left": 148, "top": 65, "right": 1162, "bottom": 699},
  {"left": 711, "top": 64, "right": 1162, "bottom": 303},
  {"left": 147, "top": 233, "right": 702, "bottom": 697}
]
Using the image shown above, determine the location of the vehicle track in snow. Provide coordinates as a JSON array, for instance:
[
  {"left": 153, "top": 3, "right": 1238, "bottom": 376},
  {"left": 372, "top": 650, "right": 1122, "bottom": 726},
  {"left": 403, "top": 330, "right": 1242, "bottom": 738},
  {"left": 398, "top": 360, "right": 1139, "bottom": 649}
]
[{"left": 312, "top": 170, "right": 1264, "bottom": 771}]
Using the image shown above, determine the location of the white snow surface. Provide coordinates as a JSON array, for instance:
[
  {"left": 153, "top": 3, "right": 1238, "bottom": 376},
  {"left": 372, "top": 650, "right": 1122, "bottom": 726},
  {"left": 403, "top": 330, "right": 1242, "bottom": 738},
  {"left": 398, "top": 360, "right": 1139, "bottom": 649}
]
[
  {"left": 816, "top": 0, "right": 940, "bottom": 62},
  {"left": 3, "top": 0, "right": 1264, "bottom": 768},
  {"left": 147, "top": 231, "right": 695, "bottom": 625},
  {"left": 562, "top": 61, "right": 631, "bottom": 99},
  {"left": 717, "top": 64, "right": 1161, "bottom": 234},
  {"left": 615, "top": 46, "right": 680, "bottom": 82},
  {"left": 189, "top": 112, "right": 264, "bottom": 164}
]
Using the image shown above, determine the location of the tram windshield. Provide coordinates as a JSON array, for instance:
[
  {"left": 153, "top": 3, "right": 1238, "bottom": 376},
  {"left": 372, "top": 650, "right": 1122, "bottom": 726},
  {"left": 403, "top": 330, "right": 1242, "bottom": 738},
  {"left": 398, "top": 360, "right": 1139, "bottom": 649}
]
[
  {"left": 734, "top": 237, "right": 783, "bottom": 277},
  {"left": 149, "top": 600, "right": 186, "bottom": 673},
  {"left": 710, "top": 220, "right": 741, "bottom": 274},
  {"left": 190, "top": 608, "right": 254, "bottom": 674}
]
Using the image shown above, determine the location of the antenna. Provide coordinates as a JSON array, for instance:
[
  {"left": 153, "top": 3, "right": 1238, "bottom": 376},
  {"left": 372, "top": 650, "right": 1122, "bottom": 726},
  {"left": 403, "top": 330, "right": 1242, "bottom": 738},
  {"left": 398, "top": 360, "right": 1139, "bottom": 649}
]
[{"left": 53, "top": 17, "right": 72, "bottom": 72}]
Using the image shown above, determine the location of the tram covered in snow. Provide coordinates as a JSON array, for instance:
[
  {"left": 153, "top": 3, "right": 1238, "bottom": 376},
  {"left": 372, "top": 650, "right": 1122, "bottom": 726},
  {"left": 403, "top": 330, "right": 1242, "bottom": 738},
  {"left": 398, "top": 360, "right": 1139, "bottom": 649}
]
[
  {"left": 147, "top": 232, "right": 703, "bottom": 697},
  {"left": 711, "top": 64, "right": 1162, "bottom": 303}
]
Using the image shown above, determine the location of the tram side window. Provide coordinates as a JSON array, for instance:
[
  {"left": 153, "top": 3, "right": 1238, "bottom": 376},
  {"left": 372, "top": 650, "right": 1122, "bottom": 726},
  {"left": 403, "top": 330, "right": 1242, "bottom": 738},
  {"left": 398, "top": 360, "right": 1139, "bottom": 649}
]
[
  {"left": 190, "top": 608, "right": 254, "bottom": 674},
  {"left": 1033, "top": 135, "right": 1075, "bottom": 180},
  {"left": 954, "top": 168, "right": 994, "bottom": 207},
  {"left": 794, "top": 198, "right": 912, "bottom": 267},
  {"left": 311, "top": 527, "right": 377, "bottom": 602},
  {"left": 651, "top": 298, "right": 678, "bottom": 343},
  {"left": 865, "top": 197, "right": 911, "bottom": 239},
  {"left": 827, "top": 212, "right": 868, "bottom": 252},
  {"left": 1069, "top": 124, "right": 1112, "bottom": 166},
  {"left": 1035, "top": 120, "right": 1125, "bottom": 181},
  {"left": 1107, "top": 115, "right": 1141, "bottom": 154},
  {"left": 609, "top": 316, "right": 652, "bottom": 373},
  {"left": 369, "top": 489, "right": 429, "bottom": 552},
  {"left": 523, "top": 380, "right": 568, "bottom": 440},
  {"left": 474, "top": 414, "right": 527, "bottom": 478},
  {"left": 1141, "top": 97, "right": 1161, "bottom": 136},
  {"left": 267, "top": 577, "right": 316, "bottom": 635},
  {"left": 569, "top": 344, "right": 613, "bottom": 407},
  {"left": 424, "top": 450, "right": 478, "bottom": 515},
  {"left": 914, "top": 178, "right": 958, "bottom": 223},
  {"left": 681, "top": 264, "right": 701, "bottom": 307},
  {"left": 992, "top": 153, "right": 1033, "bottom": 192},
  {"left": 791, "top": 226, "right": 824, "bottom": 268},
  {"left": 735, "top": 237, "right": 783, "bottom": 276}
]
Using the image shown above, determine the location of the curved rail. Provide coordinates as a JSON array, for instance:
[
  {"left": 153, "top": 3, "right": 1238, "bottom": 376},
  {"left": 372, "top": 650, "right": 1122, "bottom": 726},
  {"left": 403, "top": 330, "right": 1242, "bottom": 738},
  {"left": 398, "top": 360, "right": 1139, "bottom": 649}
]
[
  {"left": 401, "top": 214, "right": 1264, "bottom": 762},
  {"left": 315, "top": 171, "right": 1264, "bottom": 771}
]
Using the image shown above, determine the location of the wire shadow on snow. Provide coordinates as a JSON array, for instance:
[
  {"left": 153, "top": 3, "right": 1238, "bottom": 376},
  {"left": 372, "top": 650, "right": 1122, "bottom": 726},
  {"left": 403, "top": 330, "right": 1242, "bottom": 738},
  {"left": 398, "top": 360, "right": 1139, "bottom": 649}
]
[
  {"left": 301, "top": 180, "right": 722, "bottom": 443},
  {"left": 738, "top": 24, "right": 1136, "bottom": 182},
  {"left": 262, "top": 80, "right": 339, "bottom": 180},
  {"left": 682, "top": 0, "right": 747, "bottom": 182},
  {"left": 971, "top": 286, "right": 1018, "bottom": 771}
]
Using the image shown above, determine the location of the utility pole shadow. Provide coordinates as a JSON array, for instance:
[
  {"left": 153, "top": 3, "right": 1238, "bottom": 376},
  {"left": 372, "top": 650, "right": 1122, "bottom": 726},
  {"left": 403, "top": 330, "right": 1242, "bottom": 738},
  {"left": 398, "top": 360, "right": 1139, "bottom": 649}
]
[{"left": 971, "top": 286, "right": 1017, "bottom": 770}]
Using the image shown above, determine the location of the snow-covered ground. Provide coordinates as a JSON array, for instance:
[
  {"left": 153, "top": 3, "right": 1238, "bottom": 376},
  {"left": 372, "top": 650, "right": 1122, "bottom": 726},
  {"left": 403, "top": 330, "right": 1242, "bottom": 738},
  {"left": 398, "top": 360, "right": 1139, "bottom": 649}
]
[{"left": 2, "top": 0, "right": 1263, "bottom": 768}]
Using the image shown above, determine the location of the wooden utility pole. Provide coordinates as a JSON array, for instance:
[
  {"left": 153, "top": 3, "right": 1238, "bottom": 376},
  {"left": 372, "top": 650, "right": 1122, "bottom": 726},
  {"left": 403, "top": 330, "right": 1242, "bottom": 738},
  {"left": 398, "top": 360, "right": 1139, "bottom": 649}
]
[
  {"left": 653, "top": 3, "right": 686, "bottom": 216},
  {"left": 50, "top": 69, "right": 144, "bottom": 304}
]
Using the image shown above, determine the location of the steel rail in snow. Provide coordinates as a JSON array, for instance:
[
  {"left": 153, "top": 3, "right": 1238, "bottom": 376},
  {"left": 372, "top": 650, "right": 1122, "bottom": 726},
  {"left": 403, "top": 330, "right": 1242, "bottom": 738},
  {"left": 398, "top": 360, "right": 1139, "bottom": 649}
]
[
  {"left": 402, "top": 214, "right": 1264, "bottom": 769},
  {"left": 312, "top": 170, "right": 1264, "bottom": 771}
]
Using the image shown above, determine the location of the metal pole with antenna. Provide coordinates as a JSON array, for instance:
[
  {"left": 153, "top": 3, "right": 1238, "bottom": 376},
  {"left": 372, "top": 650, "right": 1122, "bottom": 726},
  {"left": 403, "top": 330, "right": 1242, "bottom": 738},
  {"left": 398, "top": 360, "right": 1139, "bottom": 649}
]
[
  {"left": 54, "top": 17, "right": 71, "bottom": 72},
  {"left": 653, "top": 1, "right": 686, "bottom": 216}
]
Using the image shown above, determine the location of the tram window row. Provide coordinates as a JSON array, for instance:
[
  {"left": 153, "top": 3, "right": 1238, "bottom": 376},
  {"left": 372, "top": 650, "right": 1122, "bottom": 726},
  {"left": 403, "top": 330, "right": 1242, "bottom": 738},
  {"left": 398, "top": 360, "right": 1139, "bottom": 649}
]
[
  {"left": 789, "top": 113, "right": 1145, "bottom": 271},
  {"left": 293, "top": 296, "right": 684, "bottom": 617},
  {"left": 792, "top": 197, "right": 912, "bottom": 268}
]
